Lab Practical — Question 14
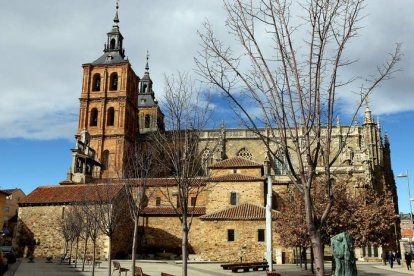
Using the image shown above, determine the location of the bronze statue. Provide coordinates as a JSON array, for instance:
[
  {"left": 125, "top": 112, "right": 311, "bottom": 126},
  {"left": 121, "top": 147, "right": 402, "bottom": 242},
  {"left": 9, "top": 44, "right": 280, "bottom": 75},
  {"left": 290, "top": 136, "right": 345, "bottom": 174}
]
[{"left": 331, "top": 232, "right": 357, "bottom": 276}]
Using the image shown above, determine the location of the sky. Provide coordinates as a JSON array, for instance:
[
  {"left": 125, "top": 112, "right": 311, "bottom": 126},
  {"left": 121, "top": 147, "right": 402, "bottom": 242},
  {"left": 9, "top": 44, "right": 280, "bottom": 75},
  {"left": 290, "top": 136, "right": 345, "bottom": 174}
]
[{"left": 0, "top": 0, "right": 413, "bottom": 213}]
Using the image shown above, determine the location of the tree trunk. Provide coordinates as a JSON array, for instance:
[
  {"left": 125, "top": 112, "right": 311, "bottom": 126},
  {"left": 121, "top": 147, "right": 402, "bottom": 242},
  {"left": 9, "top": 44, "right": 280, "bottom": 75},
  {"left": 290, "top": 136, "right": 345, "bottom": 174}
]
[
  {"left": 304, "top": 187, "right": 325, "bottom": 276},
  {"left": 182, "top": 217, "right": 188, "bottom": 276},
  {"left": 107, "top": 236, "right": 112, "bottom": 276},
  {"left": 311, "top": 245, "right": 315, "bottom": 274},
  {"left": 303, "top": 247, "right": 307, "bottom": 271},
  {"left": 92, "top": 239, "right": 96, "bottom": 276},
  {"left": 74, "top": 237, "right": 79, "bottom": 268},
  {"left": 82, "top": 236, "right": 88, "bottom": 272},
  {"left": 69, "top": 239, "right": 73, "bottom": 265},
  {"left": 310, "top": 233, "right": 325, "bottom": 276},
  {"left": 131, "top": 219, "right": 138, "bottom": 276},
  {"left": 294, "top": 247, "right": 297, "bottom": 265}
]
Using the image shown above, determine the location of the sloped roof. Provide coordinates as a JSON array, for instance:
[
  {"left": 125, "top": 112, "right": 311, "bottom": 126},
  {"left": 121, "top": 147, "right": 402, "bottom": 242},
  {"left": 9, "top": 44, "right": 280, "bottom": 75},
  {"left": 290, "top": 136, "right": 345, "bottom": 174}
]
[
  {"left": 19, "top": 184, "right": 123, "bottom": 206},
  {"left": 401, "top": 229, "right": 413, "bottom": 237},
  {"left": 209, "top": 157, "right": 262, "bottom": 169},
  {"left": 0, "top": 190, "right": 11, "bottom": 196},
  {"left": 142, "top": 207, "right": 206, "bottom": 216},
  {"left": 90, "top": 177, "right": 206, "bottom": 187},
  {"left": 200, "top": 203, "right": 278, "bottom": 221},
  {"left": 1, "top": 188, "right": 20, "bottom": 194},
  {"left": 209, "top": 173, "right": 264, "bottom": 182},
  {"left": 90, "top": 52, "right": 129, "bottom": 65}
]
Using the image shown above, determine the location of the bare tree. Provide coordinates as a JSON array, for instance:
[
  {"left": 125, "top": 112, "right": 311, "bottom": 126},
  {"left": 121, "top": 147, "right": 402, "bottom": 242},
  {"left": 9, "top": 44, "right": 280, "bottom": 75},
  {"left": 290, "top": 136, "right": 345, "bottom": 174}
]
[
  {"left": 79, "top": 183, "right": 124, "bottom": 276},
  {"left": 79, "top": 204, "right": 92, "bottom": 272},
  {"left": 196, "top": 0, "right": 400, "bottom": 274},
  {"left": 123, "top": 143, "right": 154, "bottom": 275},
  {"left": 58, "top": 209, "right": 72, "bottom": 262},
  {"left": 69, "top": 205, "right": 84, "bottom": 268},
  {"left": 82, "top": 204, "right": 100, "bottom": 276},
  {"left": 93, "top": 182, "right": 126, "bottom": 276},
  {"left": 151, "top": 73, "right": 213, "bottom": 276},
  {"left": 65, "top": 206, "right": 83, "bottom": 266}
]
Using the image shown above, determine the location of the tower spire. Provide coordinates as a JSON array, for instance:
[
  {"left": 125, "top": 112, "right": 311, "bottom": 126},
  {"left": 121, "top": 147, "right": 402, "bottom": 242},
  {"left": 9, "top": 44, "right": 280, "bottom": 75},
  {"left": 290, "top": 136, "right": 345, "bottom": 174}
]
[
  {"left": 145, "top": 50, "right": 150, "bottom": 72},
  {"left": 113, "top": 0, "right": 120, "bottom": 24}
]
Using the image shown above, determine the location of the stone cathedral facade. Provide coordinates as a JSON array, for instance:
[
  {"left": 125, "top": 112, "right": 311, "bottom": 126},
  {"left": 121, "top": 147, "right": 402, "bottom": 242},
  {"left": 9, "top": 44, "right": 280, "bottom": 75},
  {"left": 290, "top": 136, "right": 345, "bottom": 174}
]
[{"left": 16, "top": 6, "right": 398, "bottom": 263}]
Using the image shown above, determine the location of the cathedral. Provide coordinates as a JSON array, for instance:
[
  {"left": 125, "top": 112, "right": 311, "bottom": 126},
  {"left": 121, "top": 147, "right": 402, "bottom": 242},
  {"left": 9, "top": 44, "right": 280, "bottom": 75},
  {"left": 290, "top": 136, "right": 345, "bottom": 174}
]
[{"left": 16, "top": 4, "right": 398, "bottom": 263}]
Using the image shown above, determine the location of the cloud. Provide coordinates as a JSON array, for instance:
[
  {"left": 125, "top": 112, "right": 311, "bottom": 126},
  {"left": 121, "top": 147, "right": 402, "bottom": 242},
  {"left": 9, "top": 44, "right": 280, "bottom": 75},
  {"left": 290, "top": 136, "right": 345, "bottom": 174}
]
[{"left": 1, "top": 0, "right": 413, "bottom": 140}]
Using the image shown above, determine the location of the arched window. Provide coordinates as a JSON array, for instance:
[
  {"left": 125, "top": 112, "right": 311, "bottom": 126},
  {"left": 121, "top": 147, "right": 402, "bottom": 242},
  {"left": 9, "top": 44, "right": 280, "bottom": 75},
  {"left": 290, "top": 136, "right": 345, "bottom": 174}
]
[
  {"left": 110, "top": 72, "right": 118, "bottom": 91},
  {"left": 92, "top": 74, "right": 101, "bottom": 91},
  {"left": 142, "top": 84, "right": 148, "bottom": 93},
  {"left": 237, "top": 147, "right": 252, "bottom": 160},
  {"left": 107, "top": 107, "right": 115, "bottom": 126},
  {"left": 110, "top": 38, "right": 116, "bottom": 49},
  {"left": 102, "top": 150, "right": 110, "bottom": 170},
  {"left": 274, "top": 151, "right": 289, "bottom": 175},
  {"left": 145, "top": 114, "right": 151, "bottom": 128},
  {"left": 90, "top": 108, "right": 98, "bottom": 126}
]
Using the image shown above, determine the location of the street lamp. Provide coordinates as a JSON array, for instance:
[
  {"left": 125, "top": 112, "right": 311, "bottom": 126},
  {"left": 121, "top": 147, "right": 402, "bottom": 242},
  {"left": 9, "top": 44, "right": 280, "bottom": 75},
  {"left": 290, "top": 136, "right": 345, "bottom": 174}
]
[{"left": 398, "top": 170, "right": 412, "bottom": 252}]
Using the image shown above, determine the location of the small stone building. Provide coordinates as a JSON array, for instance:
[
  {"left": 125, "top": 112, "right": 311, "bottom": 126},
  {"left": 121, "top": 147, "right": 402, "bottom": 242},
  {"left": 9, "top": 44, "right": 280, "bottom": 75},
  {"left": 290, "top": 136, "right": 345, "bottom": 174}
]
[{"left": 16, "top": 184, "right": 132, "bottom": 260}]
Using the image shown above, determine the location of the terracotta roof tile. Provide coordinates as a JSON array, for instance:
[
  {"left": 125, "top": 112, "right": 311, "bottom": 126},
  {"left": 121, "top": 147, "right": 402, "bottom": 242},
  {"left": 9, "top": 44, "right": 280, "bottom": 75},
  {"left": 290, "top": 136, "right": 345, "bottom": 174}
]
[
  {"left": 200, "top": 203, "right": 278, "bottom": 221},
  {"left": 209, "top": 174, "right": 264, "bottom": 182},
  {"left": 91, "top": 178, "right": 206, "bottom": 187},
  {"left": 401, "top": 229, "right": 413, "bottom": 237},
  {"left": 19, "top": 184, "right": 123, "bottom": 206},
  {"left": 209, "top": 157, "right": 262, "bottom": 169},
  {"left": 142, "top": 207, "right": 206, "bottom": 215}
]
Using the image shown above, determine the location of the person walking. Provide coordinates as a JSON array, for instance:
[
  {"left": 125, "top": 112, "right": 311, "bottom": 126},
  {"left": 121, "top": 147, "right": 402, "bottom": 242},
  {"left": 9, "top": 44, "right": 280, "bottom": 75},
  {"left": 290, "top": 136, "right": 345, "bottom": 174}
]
[
  {"left": 405, "top": 252, "right": 412, "bottom": 270},
  {"left": 395, "top": 251, "right": 401, "bottom": 265},
  {"left": 388, "top": 251, "right": 395, "bottom": 268},
  {"left": 381, "top": 251, "right": 387, "bottom": 265}
]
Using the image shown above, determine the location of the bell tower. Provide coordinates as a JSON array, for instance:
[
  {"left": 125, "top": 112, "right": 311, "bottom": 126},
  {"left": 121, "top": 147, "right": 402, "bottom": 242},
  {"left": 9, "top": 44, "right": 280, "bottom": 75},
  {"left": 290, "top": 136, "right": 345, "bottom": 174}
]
[
  {"left": 138, "top": 53, "right": 164, "bottom": 134},
  {"left": 77, "top": 2, "right": 139, "bottom": 178}
]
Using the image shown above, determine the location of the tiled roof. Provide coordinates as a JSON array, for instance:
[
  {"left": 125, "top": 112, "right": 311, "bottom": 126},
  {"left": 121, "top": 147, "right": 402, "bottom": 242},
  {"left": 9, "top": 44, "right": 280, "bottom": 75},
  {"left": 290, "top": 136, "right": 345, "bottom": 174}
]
[
  {"left": 401, "top": 229, "right": 413, "bottom": 237},
  {"left": 209, "top": 174, "right": 264, "bottom": 182},
  {"left": 90, "top": 178, "right": 206, "bottom": 187},
  {"left": 1, "top": 189, "right": 18, "bottom": 194},
  {"left": 142, "top": 207, "right": 206, "bottom": 216},
  {"left": 200, "top": 203, "right": 278, "bottom": 221},
  {"left": 209, "top": 157, "right": 262, "bottom": 169},
  {"left": 19, "top": 184, "right": 123, "bottom": 206},
  {"left": 0, "top": 190, "right": 11, "bottom": 196}
]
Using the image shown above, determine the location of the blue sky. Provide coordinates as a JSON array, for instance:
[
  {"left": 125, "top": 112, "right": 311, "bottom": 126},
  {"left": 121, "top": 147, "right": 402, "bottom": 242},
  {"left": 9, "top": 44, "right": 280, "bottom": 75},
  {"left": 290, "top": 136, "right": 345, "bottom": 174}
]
[{"left": 0, "top": 0, "right": 413, "bottom": 213}]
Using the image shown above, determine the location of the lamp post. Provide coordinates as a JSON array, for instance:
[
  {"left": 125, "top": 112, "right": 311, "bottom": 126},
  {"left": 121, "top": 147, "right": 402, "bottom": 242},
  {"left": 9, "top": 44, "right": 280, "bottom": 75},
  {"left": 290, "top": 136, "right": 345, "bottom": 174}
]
[{"left": 398, "top": 170, "right": 412, "bottom": 252}]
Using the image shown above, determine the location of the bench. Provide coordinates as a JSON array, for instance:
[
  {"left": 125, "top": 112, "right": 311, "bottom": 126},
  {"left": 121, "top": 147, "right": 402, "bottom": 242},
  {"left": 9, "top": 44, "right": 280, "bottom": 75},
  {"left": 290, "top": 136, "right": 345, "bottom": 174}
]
[
  {"left": 113, "top": 260, "right": 130, "bottom": 276},
  {"left": 95, "top": 261, "right": 102, "bottom": 268},
  {"left": 230, "top": 264, "right": 269, "bottom": 273},
  {"left": 221, "top": 262, "right": 267, "bottom": 270},
  {"left": 134, "top": 266, "right": 151, "bottom": 276},
  {"left": 59, "top": 254, "right": 69, "bottom": 264},
  {"left": 161, "top": 273, "right": 175, "bottom": 276}
]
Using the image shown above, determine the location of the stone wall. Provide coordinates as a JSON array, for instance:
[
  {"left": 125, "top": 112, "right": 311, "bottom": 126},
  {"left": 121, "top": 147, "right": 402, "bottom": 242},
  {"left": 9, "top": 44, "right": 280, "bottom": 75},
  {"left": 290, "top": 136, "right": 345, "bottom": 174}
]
[
  {"left": 205, "top": 181, "right": 264, "bottom": 212},
  {"left": 196, "top": 220, "right": 280, "bottom": 262},
  {"left": 16, "top": 205, "right": 113, "bottom": 260},
  {"left": 143, "top": 216, "right": 201, "bottom": 255},
  {"left": 145, "top": 187, "right": 208, "bottom": 208},
  {"left": 143, "top": 215, "right": 288, "bottom": 263},
  {"left": 142, "top": 216, "right": 286, "bottom": 263}
]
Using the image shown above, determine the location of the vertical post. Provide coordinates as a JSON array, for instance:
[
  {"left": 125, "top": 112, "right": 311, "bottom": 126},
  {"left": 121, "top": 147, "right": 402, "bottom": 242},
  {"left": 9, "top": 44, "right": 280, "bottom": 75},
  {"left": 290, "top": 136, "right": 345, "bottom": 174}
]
[
  {"left": 398, "top": 171, "right": 412, "bottom": 252},
  {"left": 266, "top": 175, "right": 273, "bottom": 271},
  {"left": 407, "top": 171, "right": 413, "bottom": 251}
]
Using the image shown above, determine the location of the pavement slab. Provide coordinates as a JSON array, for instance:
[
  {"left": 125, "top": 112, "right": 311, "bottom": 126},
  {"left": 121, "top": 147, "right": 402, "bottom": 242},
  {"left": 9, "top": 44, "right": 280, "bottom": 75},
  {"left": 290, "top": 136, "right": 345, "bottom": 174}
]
[{"left": 5, "top": 258, "right": 414, "bottom": 276}]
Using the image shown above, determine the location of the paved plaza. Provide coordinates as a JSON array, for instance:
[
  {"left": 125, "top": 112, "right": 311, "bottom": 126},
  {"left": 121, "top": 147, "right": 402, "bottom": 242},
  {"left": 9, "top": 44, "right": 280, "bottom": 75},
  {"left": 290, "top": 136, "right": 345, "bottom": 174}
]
[{"left": 4, "top": 258, "right": 414, "bottom": 275}]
